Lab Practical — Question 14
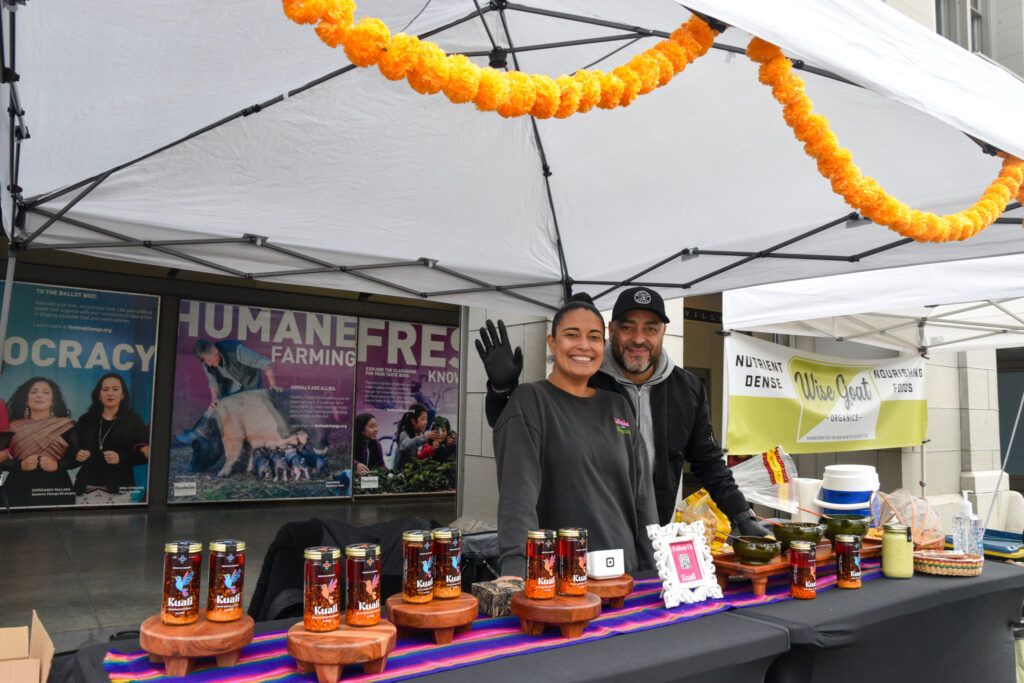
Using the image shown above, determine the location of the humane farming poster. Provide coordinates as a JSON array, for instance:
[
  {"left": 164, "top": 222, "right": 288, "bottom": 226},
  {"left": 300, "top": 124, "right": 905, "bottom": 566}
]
[
  {"left": 0, "top": 282, "right": 158, "bottom": 508},
  {"left": 168, "top": 299, "right": 356, "bottom": 502}
]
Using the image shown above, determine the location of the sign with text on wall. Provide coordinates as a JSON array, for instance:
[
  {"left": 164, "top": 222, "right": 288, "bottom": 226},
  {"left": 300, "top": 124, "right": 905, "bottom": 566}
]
[{"left": 725, "top": 335, "right": 925, "bottom": 455}]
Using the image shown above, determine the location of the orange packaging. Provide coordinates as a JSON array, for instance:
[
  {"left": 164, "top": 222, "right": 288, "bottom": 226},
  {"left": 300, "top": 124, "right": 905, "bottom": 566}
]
[
  {"left": 431, "top": 528, "right": 462, "bottom": 599},
  {"left": 557, "top": 528, "right": 588, "bottom": 596},
  {"left": 161, "top": 541, "right": 202, "bottom": 625},
  {"left": 206, "top": 539, "right": 245, "bottom": 622},
  {"left": 303, "top": 546, "right": 341, "bottom": 631},
  {"left": 789, "top": 540, "right": 816, "bottom": 599},
  {"left": 345, "top": 543, "right": 381, "bottom": 626},
  {"left": 402, "top": 530, "right": 433, "bottom": 604},
  {"left": 525, "top": 529, "right": 556, "bottom": 599}
]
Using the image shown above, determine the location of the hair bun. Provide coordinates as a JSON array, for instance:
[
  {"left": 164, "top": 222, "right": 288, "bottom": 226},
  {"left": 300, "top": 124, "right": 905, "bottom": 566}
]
[{"left": 567, "top": 292, "right": 594, "bottom": 305}]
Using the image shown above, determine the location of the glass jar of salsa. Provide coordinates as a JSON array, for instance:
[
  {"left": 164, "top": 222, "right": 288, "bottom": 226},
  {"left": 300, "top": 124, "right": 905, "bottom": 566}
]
[
  {"left": 525, "top": 529, "right": 557, "bottom": 599},
  {"left": 431, "top": 528, "right": 462, "bottom": 599},
  {"left": 303, "top": 546, "right": 341, "bottom": 631},
  {"left": 206, "top": 539, "right": 246, "bottom": 622},
  {"left": 402, "top": 530, "right": 434, "bottom": 604},
  {"left": 161, "top": 541, "right": 202, "bottom": 625},
  {"left": 345, "top": 543, "right": 381, "bottom": 626},
  {"left": 557, "top": 528, "right": 588, "bottom": 596},
  {"left": 835, "top": 534, "right": 862, "bottom": 589},
  {"left": 789, "top": 540, "right": 816, "bottom": 599}
]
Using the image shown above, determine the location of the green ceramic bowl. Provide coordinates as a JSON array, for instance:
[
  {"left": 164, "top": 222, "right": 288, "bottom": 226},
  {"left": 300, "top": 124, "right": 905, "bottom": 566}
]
[
  {"left": 733, "top": 536, "right": 782, "bottom": 565},
  {"left": 772, "top": 522, "right": 827, "bottom": 552},
  {"left": 823, "top": 514, "right": 872, "bottom": 542}
]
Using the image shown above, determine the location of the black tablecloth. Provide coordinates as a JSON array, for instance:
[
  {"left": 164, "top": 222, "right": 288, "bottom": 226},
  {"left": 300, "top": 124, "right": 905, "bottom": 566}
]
[
  {"left": 737, "top": 559, "right": 1024, "bottom": 683},
  {"left": 72, "top": 611, "right": 788, "bottom": 683}
]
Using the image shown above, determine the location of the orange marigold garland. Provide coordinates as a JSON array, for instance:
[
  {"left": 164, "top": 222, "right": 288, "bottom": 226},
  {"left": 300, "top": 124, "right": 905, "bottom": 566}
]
[
  {"left": 282, "top": 0, "right": 719, "bottom": 118},
  {"left": 746, "top": 37, "right": 1024, "bottom": 242}
]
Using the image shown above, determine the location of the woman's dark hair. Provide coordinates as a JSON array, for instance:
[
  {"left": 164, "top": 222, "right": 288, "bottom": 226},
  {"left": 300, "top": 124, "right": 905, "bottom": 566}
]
[
  {"left": 551, "top": 292, "right": 604, "bottom": 336},
  {"left": 84, "top": 372, "right": 135, "bottom": 419},
  {"left": 397, "top": 403, "right": 429, "bottom": 437},
  {"left": 8, "top": 376, "right": 71, "bottom": 419},
  {"left": 354, "top": 413, "right": 376, "bottom": 440}
]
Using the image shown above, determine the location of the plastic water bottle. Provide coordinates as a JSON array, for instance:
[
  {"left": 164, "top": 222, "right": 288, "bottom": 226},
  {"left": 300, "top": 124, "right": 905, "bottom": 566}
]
[{"left": 952, "top": 490, "right": 983, "bottom": 557}]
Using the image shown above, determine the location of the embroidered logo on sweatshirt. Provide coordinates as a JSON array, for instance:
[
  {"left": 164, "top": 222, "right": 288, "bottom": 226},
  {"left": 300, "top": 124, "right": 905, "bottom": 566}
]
[{"left": 614, "top": 418, "right": 631, "bottom": 435}]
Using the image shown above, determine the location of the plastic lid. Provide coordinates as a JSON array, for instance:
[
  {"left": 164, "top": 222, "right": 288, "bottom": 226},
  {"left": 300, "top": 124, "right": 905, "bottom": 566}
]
[
  {"left": 164, "top": 541, "right": 202, "bottom": 554},
  {"left": 303, "top": 546, "right": 341, "bottom": 560},
  {"left": 209, "top": 539, "right": 246, "bottom": 553}
]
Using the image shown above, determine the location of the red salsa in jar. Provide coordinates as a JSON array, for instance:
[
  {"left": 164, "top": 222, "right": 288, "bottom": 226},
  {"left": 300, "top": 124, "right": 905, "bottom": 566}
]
[
  {"left": 206, "top": 539, "right": 245, "bottom": 622},
  {"left": 525, "top": 529, "right": 557, "bottom": 599},
  {"left": 431, "top": 528, "right": 462, "bottom": 599},
  {"left": 345, "top": 543, "right": 381, "bottom": 626},
  {"left": 402, "top": 530, "right": 434, "bottom": 604},
  {"left": 557, "top": 528, "right": 588, "bottom": 596},
  {"left": 162, "top": 541, "right": 202, "bottom": 625},
  {"left": 303, "top": 546, "right": 341, "bottom": 631},
  {"left": 789, "top": 540, "right": 816, "bottom": 599}
]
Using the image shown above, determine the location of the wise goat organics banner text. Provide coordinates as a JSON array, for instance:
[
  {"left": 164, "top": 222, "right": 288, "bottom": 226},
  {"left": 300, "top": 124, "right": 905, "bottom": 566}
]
[{"left": 725, "top": 335, "right": 925, "bottom": 455}]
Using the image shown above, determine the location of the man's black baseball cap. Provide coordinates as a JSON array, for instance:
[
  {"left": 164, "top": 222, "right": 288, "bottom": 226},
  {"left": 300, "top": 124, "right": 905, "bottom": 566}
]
[{"left": 611, "top": 287, "right": 670, "bottom": 324}]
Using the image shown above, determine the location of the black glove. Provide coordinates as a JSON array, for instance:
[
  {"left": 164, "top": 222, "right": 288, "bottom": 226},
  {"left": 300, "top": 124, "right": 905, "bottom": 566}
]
[
  {"left": 731, "top": 509, "right": 773, "bottom": 538},
  {"left": 474, "top": 319, "right": 523, "bottom": 390}
]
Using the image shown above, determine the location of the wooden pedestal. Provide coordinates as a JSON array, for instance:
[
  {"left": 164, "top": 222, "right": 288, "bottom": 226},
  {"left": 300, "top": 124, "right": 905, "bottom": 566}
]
[
  {"left": 713, "top": 540, "right": 882, "bottom": 596},
  {"left": 385, "top": 593, "right": 479, "bottom": 644},
  {"left": 139, "top": 610, "right": 254, "bottom": 677},
  {"left": 509, "top": 591, "right": 601, "bottom": 639},
  {"left": 286, "top": 621, "right": 397, "bottom": 683},
  {"left": 586, "top": 574, "right": 634, "bottom": 609}
]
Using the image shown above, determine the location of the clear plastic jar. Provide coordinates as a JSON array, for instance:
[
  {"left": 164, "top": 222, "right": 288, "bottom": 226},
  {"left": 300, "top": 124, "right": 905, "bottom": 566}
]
[
  {"left": 206, "top": 539, "right": 246, "bottom": 622},
  {"left": 303, "top": 546, "right": 341, "bottom": 631},
  {"left": 162, "top": 541, "right": 202, "bottom": 625},
  {"left": 402, "top": 530, "right": 434, "bottom": 604},
  {"left": 557, "top": 528, "right": 588, "bottom": 596},
  {"left": 525, "top": 529, "right": 557, "bottom": 599},
  {"left": 431, "top": 528, "right": 462, "bottom": 599},
  {"left": 345, "top": 543, "right": 381, "bottom": 626}
]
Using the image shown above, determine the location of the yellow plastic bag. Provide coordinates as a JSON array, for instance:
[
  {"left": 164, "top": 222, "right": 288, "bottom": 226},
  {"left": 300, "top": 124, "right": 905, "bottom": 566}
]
[{"left": 675, "top": 488, "right": 731, "bottom": 552}]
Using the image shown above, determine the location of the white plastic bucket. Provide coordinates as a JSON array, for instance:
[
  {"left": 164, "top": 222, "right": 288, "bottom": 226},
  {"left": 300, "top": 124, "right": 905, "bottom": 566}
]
[{"left": 813, "top": 465, "right": 879, "bottom": 517}]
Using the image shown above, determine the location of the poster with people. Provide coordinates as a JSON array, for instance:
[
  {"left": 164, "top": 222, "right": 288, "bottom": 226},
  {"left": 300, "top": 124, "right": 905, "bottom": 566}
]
[
  {"left": 0, "top": 282, "right": 158, "bottom": 508},
  {"left": 168, "top": 300, "right": 357, "bottom": 502},
  {"left": 353, "top": 318, "right": 459, "bottom": 495}
]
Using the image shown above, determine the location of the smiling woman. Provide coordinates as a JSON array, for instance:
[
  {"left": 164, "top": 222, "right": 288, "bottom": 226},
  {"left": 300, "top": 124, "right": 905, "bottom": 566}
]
[{"left": 493, "top": 294, "right": 657, "bottom": 579}]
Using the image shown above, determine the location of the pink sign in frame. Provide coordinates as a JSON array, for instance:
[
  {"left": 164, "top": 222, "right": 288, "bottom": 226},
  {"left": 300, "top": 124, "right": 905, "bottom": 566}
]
[{"left": 669, "top": 539, "right": 704, "bottom": 587}]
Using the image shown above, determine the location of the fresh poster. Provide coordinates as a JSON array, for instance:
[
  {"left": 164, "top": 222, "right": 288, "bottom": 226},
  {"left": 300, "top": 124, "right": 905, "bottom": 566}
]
[
  {"left": 353, "top": 319, "right": 459, "bottom": 495},
  {"left": 168, "top": 300, "right": 356, "bottom": 502},
  {"left": 0, "top": 282, "right": 158, "bottom": 508}
]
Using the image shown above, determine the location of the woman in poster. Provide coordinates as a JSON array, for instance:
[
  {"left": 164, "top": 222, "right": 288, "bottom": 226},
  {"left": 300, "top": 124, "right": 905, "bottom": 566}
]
[
  {"left": 394, "top": 403, "right": 441, "bottom": 471},
  {"left": 73, "top": 373, "right": 150, "bottom": 504},
  {"left": 0, "top": 377, "right": 80, "bottom": 507},
  {"left": 492, "top": 294, "right": 657, "bottom": 578},
  {"left": 353, "top": 413, "right": 385, "bottom": 476}
]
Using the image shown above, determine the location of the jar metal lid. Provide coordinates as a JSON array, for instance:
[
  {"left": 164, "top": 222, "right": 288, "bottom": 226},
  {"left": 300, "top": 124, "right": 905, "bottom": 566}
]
[
  {"left": 789, "top": 540, "right": 813, "bottom": 551},
  {"left": 558, "top": 527, "right": 587, "bottom": 538},
  {"left": 431, "top": 527, "right": 461, "bottom": 540},
  {"left": 883, "top": 523, "right": 909, "bottom": 532},
  {"left": 303, "top": 545, "right": 341, "bottom": 560},
  {"left": 209, "top": 539, "right": 246, "bottom": 553},
  {"left": 834, "top": 534, "right": 858, "bottom": 544},
  {"left": 402, "top": 530, "right": 430, "bottom": 543},
  {"left": 527, "top": 529, "right": 555, "bottom": 540},
  {"left": 164, "top": 540, "right": 202, "bottom": 554},
  {"left": 345, "top": 543, "right": 380, "bottom": 558}
]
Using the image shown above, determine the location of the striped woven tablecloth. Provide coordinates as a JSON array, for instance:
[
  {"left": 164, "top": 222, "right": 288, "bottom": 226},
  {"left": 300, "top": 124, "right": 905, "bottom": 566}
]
[{"left": 104, "top": 558, "right": 881, "bottom": 682}]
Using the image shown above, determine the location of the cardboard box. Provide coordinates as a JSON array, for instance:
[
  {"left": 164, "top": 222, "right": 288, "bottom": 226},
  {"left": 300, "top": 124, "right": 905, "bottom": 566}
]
[{"left": 0, "top": 611, "right": 54, "bottom": 683}]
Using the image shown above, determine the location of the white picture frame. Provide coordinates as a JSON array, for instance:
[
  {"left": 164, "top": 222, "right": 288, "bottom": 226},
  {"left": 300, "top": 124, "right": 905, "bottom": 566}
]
[{"left": 647, "top": 521, "right": 722, "bottom": 608}]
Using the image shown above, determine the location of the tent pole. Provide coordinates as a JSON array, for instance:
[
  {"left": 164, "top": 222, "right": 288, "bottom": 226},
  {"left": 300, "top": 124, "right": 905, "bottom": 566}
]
[
  {"left": 0, "top": 245, "right": 16, "bottom": 375},
  {"left": 981, "top": 388, "right": 1024, "bottom": 534}
]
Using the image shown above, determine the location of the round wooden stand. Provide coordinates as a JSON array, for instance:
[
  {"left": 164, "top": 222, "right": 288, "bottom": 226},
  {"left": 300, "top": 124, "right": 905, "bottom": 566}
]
[
  {"left": 385, "top": 593, "right": 479, "bottom": 644},
  {"left": 586, "top": 573, "right": 634, "bottom": 609},
  {"left": 286, "top": 620, "right": 396, "bottom": 683},
  {"left": 509, "top": 591, "right": 601, "bottom": 639},
  {"left": 139, "top": 610, "right": 254, "bottom": 677}
]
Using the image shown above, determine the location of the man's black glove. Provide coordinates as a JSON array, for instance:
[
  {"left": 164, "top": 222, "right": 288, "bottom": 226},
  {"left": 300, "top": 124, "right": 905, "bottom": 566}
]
[
  {"left": 731, "top": 509, "right": 773, "bottom": 538},
  {"left": 474, "top": 319, "right": 523, "bottom": 390}
]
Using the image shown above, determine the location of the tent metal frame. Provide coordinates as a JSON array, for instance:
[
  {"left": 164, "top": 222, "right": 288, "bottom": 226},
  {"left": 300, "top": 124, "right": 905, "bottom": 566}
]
[{"left": 3, "top": 2, "right": 1021, "bottom": 324}]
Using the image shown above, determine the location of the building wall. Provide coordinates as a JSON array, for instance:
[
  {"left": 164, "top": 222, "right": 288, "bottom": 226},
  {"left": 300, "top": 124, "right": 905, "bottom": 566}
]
[
  {"left": 885, "top": 0, "right": 937, "bottom": 29},
  {"left": 994, "top": 0, "right": 1024, "bottom": 74}
]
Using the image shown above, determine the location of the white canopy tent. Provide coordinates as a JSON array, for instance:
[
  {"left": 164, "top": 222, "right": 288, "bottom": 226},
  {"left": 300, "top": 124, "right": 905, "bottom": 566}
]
[{"left": 2, "top": 0, "right": 1024, "bottom": 316}]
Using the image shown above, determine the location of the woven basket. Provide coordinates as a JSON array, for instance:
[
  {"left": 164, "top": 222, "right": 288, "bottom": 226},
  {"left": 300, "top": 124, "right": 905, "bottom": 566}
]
[{"left": 913, "top": 550, "right": 983, "bottom": 577}]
